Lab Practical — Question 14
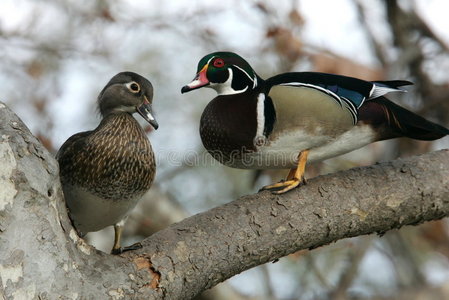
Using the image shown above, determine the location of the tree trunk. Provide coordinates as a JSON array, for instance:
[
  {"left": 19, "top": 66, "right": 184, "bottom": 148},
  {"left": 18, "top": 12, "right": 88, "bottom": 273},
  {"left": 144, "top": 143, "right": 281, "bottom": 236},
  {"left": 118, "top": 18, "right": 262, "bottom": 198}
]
[{"left": 1, "top": 101, "right": 448, "bottom": 299}]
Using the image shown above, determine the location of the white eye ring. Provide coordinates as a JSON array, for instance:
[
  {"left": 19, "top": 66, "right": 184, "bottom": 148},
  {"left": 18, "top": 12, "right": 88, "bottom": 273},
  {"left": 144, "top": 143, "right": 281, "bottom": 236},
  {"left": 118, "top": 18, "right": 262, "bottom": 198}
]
[{"left": 126, "top": 81, "right": 140, "bottom": 93}]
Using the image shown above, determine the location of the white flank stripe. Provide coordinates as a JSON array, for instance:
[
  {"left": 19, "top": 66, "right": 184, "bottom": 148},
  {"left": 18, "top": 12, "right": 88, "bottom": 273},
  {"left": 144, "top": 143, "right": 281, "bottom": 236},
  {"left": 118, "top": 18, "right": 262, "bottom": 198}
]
[{"left": 256, "top": 93, "right": 265, "bottom": 138}]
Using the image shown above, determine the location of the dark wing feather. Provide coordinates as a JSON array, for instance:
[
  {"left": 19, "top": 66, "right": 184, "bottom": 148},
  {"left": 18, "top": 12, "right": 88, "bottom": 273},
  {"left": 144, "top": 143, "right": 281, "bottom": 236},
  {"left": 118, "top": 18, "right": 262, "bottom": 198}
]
[
  {"left": 56, "top": 131, "right": 92, "bottom": 183},
  {"left": 359, "top": 97, "right": 449, "bottom": 141},
  {"left": 56, "top": 131, "right": 92, "bottom": 160},
  {"left": 372, "top": 80, "right": 413, "bottom": 89}
]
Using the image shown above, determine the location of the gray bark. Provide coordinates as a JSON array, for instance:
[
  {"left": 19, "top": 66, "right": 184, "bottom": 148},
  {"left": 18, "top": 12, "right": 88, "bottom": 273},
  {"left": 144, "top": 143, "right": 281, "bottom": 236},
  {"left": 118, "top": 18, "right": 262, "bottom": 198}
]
[{"left": 0, "top": 101, "right": 448, "bottom": 300}]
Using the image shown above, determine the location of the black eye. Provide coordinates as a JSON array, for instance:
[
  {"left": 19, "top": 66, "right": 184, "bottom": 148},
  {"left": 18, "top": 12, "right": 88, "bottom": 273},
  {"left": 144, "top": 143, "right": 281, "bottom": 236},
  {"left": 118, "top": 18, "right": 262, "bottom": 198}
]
[
  {"left": 126, "top": 82, "right": 140, "bottom": 93},
  {"left": 213, "top": 58, "right": 225, "bottom": 68}
]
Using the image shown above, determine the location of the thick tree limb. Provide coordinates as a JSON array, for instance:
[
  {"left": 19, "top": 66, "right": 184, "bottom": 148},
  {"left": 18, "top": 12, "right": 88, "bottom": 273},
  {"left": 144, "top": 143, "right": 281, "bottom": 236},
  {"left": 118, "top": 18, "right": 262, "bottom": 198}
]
[{"left": 0, "top": 101, "right": 448, "bottom": 299}]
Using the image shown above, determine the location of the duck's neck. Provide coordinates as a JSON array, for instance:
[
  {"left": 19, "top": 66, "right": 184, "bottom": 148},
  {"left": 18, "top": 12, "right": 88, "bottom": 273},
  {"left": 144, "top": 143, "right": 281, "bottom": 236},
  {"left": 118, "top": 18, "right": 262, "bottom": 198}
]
[{"left": 95, "top": 112, "right": 148, "bottom": 141}]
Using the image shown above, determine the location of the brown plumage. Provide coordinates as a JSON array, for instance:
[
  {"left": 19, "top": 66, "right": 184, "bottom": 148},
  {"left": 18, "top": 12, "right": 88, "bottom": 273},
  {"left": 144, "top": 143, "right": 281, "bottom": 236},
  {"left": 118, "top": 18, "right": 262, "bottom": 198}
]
[
  {"left": 57, "top": 72, "right": 158, "bottom": 254},
  {"left": 58, "top": 114, "right": 155, "bottom": 202},
  {"left": 200, "top": 91, "right": 259, "bottom": 163}
]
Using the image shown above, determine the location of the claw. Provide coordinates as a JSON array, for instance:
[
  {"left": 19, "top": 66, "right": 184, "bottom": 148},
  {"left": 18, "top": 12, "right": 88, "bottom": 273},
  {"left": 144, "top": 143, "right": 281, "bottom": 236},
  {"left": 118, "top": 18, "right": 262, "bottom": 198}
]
[
  {"left": 260, "top": 180, "right": 291, "bottom": 191},
  {"left": 261, "top": 177, "right": 306, "bottom": 194},
  {"left": 259, "top": 150, "right": 309, "bottom": 194},
  {"left": 272, "top": 178, "right": 306, "bottom": 194},
  {"left": 111, "top": 242, "right": 143, "bottom": 255},
  {"left": 111, "top": 219, "right": 142, "bottom": 255}
]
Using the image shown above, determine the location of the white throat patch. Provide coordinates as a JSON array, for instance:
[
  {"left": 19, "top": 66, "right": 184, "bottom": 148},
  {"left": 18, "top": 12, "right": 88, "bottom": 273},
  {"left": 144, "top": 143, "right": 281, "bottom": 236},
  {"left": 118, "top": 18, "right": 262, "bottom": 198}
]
[{"left": 212, "top": 68, "right": 248, "bottom": 96}]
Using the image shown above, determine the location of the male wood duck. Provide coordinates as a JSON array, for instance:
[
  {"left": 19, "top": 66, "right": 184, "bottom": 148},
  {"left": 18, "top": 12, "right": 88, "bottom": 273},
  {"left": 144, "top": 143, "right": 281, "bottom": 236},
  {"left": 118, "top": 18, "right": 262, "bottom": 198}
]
[
  {"left": 57, "top": 72, "right": 158, "bottom": 254},
  {"left": 181, "top": 51, "right": 449, "bottom": 194}
]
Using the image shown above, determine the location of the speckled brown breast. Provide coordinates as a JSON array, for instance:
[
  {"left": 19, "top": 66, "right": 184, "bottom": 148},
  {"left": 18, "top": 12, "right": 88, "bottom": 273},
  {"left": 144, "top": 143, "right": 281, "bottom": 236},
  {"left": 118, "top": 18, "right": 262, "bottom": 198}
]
[
  {"left": 200, "top": 93, "right": 259, "bottom": 165},
  {"left": 57, "top": 113, "right": 155, "bottom": 202}
]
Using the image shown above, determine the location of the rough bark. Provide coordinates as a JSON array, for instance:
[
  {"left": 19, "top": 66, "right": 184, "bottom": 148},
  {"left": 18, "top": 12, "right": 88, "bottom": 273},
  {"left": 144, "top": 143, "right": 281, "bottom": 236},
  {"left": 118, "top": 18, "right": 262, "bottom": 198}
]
[{"left": 0, "top": 101, "right": 448, "bottom": 300}]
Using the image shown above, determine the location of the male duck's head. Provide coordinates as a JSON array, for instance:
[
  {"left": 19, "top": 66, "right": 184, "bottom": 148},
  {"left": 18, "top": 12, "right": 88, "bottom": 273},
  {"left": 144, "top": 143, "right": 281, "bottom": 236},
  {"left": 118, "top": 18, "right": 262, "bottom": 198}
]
[
  {"left": 181, "top": 51, "right": 260, "bottom": 96},
  {"left": 98, "top": 72, "right": 158, "bottom": 129}
]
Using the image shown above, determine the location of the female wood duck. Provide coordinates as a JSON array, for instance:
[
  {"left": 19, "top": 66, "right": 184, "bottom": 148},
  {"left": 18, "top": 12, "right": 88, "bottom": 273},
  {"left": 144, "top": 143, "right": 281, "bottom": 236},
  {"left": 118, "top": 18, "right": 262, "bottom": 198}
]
[
  {"left": 57, "top": 72, "right": 158, "bottom": 254},
  {"left": 181, "top": 51, "right": 449, "bottom": 194}
]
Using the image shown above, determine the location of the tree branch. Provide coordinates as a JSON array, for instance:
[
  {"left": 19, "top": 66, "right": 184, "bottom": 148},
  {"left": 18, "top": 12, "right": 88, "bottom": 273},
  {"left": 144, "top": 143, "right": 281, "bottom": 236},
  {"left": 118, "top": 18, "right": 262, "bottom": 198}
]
[
  {"left": 137, "top": 148, "right": 449, "bottom": 299},
  {"left": 1, "top": 101, "right": 448, "bottom": 299}
]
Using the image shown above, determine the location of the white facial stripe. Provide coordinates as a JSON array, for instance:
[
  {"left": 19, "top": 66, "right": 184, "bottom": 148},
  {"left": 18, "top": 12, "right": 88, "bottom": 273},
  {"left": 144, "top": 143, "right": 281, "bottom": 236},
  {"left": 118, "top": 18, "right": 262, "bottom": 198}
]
[
  {"left": 214, "top": 68, "right": 248, "bottom": 95},
  {"left": 233, "top": 65, "right": 255, "bottom": 85},
  {"left": 206, "top": 56, "right": 215, "bottom": 65},
  {"left": 256, "top": 93, "right": 265, "bottom": 138}
]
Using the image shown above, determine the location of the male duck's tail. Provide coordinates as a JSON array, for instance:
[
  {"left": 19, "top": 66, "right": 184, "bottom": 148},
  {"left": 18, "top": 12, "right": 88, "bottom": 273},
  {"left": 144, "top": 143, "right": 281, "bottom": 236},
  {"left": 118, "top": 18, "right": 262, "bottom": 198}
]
[{"left": 359, "top": 96, "right": 449, "bottom": 141}]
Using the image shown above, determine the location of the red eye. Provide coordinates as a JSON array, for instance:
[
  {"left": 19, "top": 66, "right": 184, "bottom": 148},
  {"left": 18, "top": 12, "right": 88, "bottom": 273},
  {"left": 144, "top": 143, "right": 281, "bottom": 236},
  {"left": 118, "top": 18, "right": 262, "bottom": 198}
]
[{"left": 213, "top": 58, "right": 225, "bottom": 68}]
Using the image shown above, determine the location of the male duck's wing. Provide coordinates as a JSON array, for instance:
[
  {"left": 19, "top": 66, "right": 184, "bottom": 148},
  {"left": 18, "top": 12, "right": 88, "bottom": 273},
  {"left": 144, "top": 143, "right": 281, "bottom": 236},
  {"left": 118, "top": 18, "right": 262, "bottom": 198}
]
[{"left": 266, "top": 72, "right": 412, "bottom": 124}]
